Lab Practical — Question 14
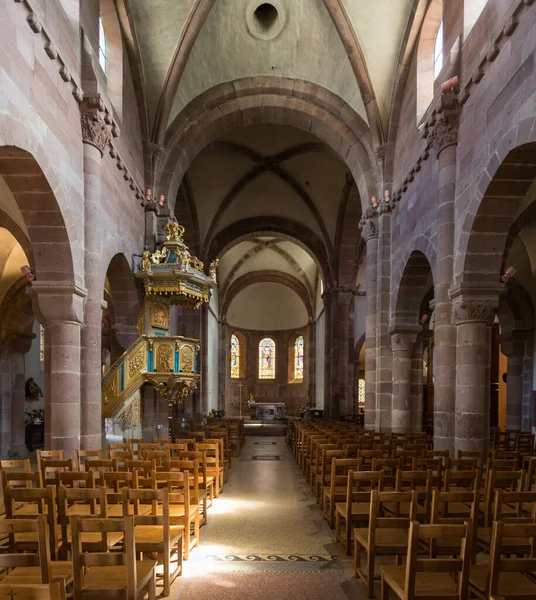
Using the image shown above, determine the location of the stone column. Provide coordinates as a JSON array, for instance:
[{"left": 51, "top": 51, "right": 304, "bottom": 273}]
[
  {"left": 425, "top": 96, "right": 460, "bottom": 454},
  {"left": 200, "top": 304, "right": 209, "bottom": 415},
  {"left": 522, "top": 334, "right": 534, "bottom": 431},
  {"left": 391, "top": 331, "right": 418, "bottom": 433},
  {"left": 451, "top": 286, "right": 502, "bottom": 454},
  {"left": 218, "top": 320, "right": 228, "bottom": 412},
  {"left": 8, "top": 335, "right": 33, "bottom": 458},
  {"left": 323, "top": 292, "right": 333, "bottom": 418},
  {"left": 80, "top": 99, "right": 111, "bottom": 450},
  {"left": 307, "top": 319, "right": 316, "bottom": 407},
  {"left": 28, "top": 283, "right": 86, "bottom": 458},
  {"left": 359, "top": 205, "right": 379, "bottom": 429},
  {"left": 411, "top": 335, "right": 426, "bottom": 433},
  {"left": 501, "top": 331, "right": 527, "bottom": 431},
  {"left": 376, "top": 193, "right": 395, "bottom": 432}
]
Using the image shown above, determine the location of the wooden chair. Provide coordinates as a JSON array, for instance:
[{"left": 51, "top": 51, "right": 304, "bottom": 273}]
[
  {"left": 122, "top": 488, "right": 183, "bottom": 597},
  {"left": 71, "top": 516, "right": 156, "bottom": 600},
  {"left": 196, "top": 443, "right": 223, "bottom": 496},
  {"left": 56, "top": 471, "right": 96, "bottom": 489},
  {"left": 0, "top": 517, "right": 72, "bottom": 586},
  {"left": 0, "top": 459, "right": 31, "bottom": 473},
  {"left": 515, "top": 432, "right": 535, "bottom": 455},
  {"left": 36, "top": 451, "right": 64, "bottom": 475},
  {"left": 315, "top": 449, "right": 345, "bottom": 503},
  {"left": 477, "top": 489, "right": 536, "bottom": 554},
  {"left": 469, "top": 521, "right": 536, "bottom": 599},
  {"left": 0, "top": 579, "right": 68, "bottom": 600},
  {"left": 107, "top": 450, "right": 134, "bottom": 469},
  {"left": 163, "top": 443, "right": 189, "bottom": 458},
  {"left": 57, "top": 486, "right": 123, "bottom": 559},
  {"left": 173, "top": 451, "right": 215, "bottom": 508},
  {"left": 388, "top": 470, "right": 433, "bottom": 523},
  {"left": 167, "top": 457, "right": 207, "bottom": 526},
  {"left": 4, "top": 487, "right": 59, "bottom": 560},
  {"left": 100, "top": 471, "right": 143, "bottom": 516},
  {"left": 480, "top": 470, "right": 524, "bottom": 528},
  {"left": 1, "top": 471, "right": 43, "bottom": 515},
  {"left": 73, "top": 450, "right": 102, "bottom": 472},
  {"left": 372, "top": 458, "right": 402, "bottom": 489},
  {"left": 443, "top": 468, "right": 478, "bottom": 492},
  {"left": 412, "top": 458, "right": 443, "bottom": 489},
  {"left": 106, "top": 443, "right": 131, "bottom": 453},
  {"left": 380, "top": 521, "right": 473, "bottom": 600},
  {"left": 40, "top": 460, "right": 74, "bottom": 487},
  {"left": 354, "top": 490, "right": 417, "bottom": 599},
  {"left": 138, "top": 443, "right": 160, "bottom": 458},
  {"left": 143, "top": 450, "right": 169, "bottom": 469},
  {"left": 322, "top": 457, "right": 360, "bottom": 528},
  {"left": 124, "top": 460, "right": 155, "bottom": 478},
  {"left": 335, "top": 470, "right": 384, "bottom": 554},
  {"left": 429, "top": 490, "right": 478, "bottom": 560},
  {"left": 152, "top": 471, "right": 199, "bottom": 559},
  {"left": 85, "top": 459, "right": 118, "bottom": 480}
]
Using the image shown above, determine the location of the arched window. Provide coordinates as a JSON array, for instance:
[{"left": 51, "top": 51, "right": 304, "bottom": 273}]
[
  {"left": 415, "top": 0, "right": 443, "bottom": 123},
  {"left": 357, "top": 378, "right": 365, "bottom": 409},
  {"left": 433, "top": 20, "right": 444, "bottom": 80},
  {"left": 98, "top": 15, "right": 107, "bottom": 73},
  {"left": 259, "top": 338, "right": 276, "bottom": 379},
  {"left": 230, "top": 334, "right": 240, "bottom": 379},
  {"left": 294, "top": 336, "right": 304, "bottom": 381}
]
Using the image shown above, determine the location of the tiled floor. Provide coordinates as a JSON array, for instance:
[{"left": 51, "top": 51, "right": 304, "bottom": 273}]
[{"left": 171, "top": 436, "right": 367, "bottom": 599}]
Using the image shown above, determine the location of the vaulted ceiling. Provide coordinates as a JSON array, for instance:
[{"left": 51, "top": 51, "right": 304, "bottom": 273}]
[{"left": 122, "top": 0, "right": 422, "bottom": 144}]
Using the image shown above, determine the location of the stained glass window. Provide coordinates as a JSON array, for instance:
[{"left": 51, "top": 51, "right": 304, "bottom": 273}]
[
  {"left": 294, "top": 336, "right": 304, "bottom": 380},
  {"left": 358, "top": 378, "right": 365, "bottom": 408},
  {"left": 98, "top": 16, "right": 107, "bottom": 73},
  {"left": 230, "top": 334, "right": 240, "bottom": 379},
  {"left": 39, "top": 325, "right": 44, "bottom": 364},
  {"left": 258, "top": 338, "right": 276, "bottom": 379}
]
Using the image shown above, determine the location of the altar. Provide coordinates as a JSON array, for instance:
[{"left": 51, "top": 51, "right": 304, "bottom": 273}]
[{"left": 250, "top": 402, "right": 286, "bottom": 420}]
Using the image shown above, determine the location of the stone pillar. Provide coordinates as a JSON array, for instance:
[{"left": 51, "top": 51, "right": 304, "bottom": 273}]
[
  {"left": 451, "top": 286, "right": 502, "bottom": 454},
  {"left": 411, "top": 335, "right": 425, "bottom": 433},
  {"left": 376, "top": 193, "right": 395, "bottom": 432},
  {"left": 323, "top": 293, "right": 333, "bottom": 418},
  {"left": 391, "top": 331, "right": 418, "bottom": 433},
  {"left": 307, "top": 320, "right": 316, "bottom": 407},
  {"left": 28, "top": 283, "right": 86, "bottom": 458},
  {"left": 522, "top": 334, "right": 534, "bottom": 431},
  {"left": 8, "top": 335, "right": 33, "bottom": 458},
  {"left": 80, "top": 100, "right": 111, "bottom": 450},
  {"left": 425, "top": 97, "right": 460, "bottom": 455},
  {"left": 200, "top": 304, "right": 209, "bottom": 415},
  {"left": 501, "top": 331, "right": 527, "bottom": 431},
  {"left": 218, "top": 320, "right": 228, "bottom": 412},
  {"left": 359, "top": 205, "right": 379, "bottom": 429}
]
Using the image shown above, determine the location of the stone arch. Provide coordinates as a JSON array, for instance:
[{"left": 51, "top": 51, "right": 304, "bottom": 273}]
[
  {"left": 207, "top": 217, "right": 333, "bottom": 287},
  {"left": 335, "top": 178, "right": 364, "bottom": 286},
  {"left": 456, "top": 118, "right": 536, "bottom": 286},
  {"left": 0, "top": 146, "right": 77, "bottom": 286},
  {"left": 221, "top": 271, "right": 313, "bottom": 322},
  {"left": 498, "top": 279, "right": 534, "bottom": 335},
  {"left": 393, "top": 250, "right": 435, "bottom": 331},
  {"left": 0, "top": 209, "right": 34, "bottom": 272},
  {"left": 104, "top": 253, "right": 141, "bottom": 352},
  {"left": 158, "top": 77, "right": 378, "bottom": 216}
]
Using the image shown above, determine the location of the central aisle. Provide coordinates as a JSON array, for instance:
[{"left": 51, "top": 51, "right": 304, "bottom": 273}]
[{"left": 174, "top": 435, "right": 361, "bottom": 600}]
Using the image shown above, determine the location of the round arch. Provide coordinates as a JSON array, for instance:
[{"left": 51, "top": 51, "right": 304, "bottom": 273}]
[
  {"left": 158, "top": 77, "right": 378, "bottom": 216},
  {"left": 393, "top": 250, "right": 435, "bottom": 331},
  {"left": 456, "top": 117, "right": 536, "bottom": 286},
  {"left": 0, "top": 146, "right": 77, "bottom": 286}
]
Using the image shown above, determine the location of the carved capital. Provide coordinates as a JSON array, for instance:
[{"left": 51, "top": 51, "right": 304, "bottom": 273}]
[
  {"left": 80, "top": 111, "right": 111, "bottom": 155},
  {"left": 322, "top": 284, "right": 365, "bottom": 299},
  {"left": 359, "top": 205, "right": 379, "bottom": 242},
  {"left": 378, "top": 190, "right": 395, "bottom": 215},
  {"left": 425, "top": 112, "right": 460, "bottom": 156},
  {"left": 391, "top": 331, "right": 418, "bottom": 354},
  {"left": 452, "top": 298, "right": 498, "bottom": 325}
]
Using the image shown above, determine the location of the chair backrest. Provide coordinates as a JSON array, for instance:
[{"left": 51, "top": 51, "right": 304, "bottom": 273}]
[
  {"left": 74, "top": 449, "right": 102, "bottom": 471},
  {"left": 412, "top": 458, "right": 443, "bottom": 488},
  {"left": 0, "top": 516, "right": 50, "bottom": 582},
  {"left": 164, "top": 443, "right": 189, "bottom": 457},
  {"left": 143, "top": 450, "right": 169, "bottom": 467},
  {"left": 139, "top": 443, "right": 161, "bottom": 457},
  {"left": 483, "top": 470, "right": 524, "bottom": 526},
  {"left": 71, "top": 516, "right": 136, "bottom": 598},
  {"left": 372, "top": 458, "right": 402, "bottom": 488},
  {"left": 0, "top": 579, "right": 67, "bottom": 600},
  {"left": 0, "top": 459, "right": 31, "bottom": 472},
  {"left": 346, "top": 470, "right": 384, "bottom": 506},
  {"left": 106, "top": 443, "right": 131, "bottom": 452},
  {"left": 5, "top": 486, "right": 58, "bottom": 559},
  {"left": 124, "top": 459, "right": 155, "bottom": 476},
  {"left": 404, "top": 521, "right": 473, "bottom": 600},
  {"left": 329, "top": 458, "right": 361, "bottom": 492},
  {"left": 58, "top": 487, "right": 107, "bottom": 548},
  {"left": 369, "top": 489, "right": 418, "bottom": 531},
  {"left": 100, "top": 471, "right": 139, "bottom": 506},
  {"left": 167, "top": 458, "right": 199, "bottom": 502},
  {"left": 85, "top": 458, "right": 118, "bottom": 475},
  {"left": 492, "top": 489, "right": 536, "bottom": 523},
  {"left": 36, "top": 451, "right": 64, "bottom": 474},
  {"left": 122, "top": 487, "right": 170, "bottom": 529},
  {"left": 56, "top": 471, "right": 96, "bottom": 489},
  {"left": 1, "top": 470, "right": 42, "bottom": 497},
  {"left": 488, "top": 521, "right": 536, "bottom": 597},
  {"left": 430, "top": 490, "right": 478, "bottom": 558},
  {"left": 515, "top": 432, "right": 535, "bottom": 455},
  {"left": 40, "top": 459, "right": 74, "bottom": 486},
  {"left": 443, "top": 469, "right": 478, "bottom": 492}
]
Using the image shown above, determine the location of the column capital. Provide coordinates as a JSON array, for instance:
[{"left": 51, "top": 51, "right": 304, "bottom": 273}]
[
  {"left": 391, "top": 330, "right": 418, "bottom": 353},
  {"left": 423, "top": 95, "right": 461, "bottom": 156},
  {"left": 377, "top": 190, "right": 395, "bottom": 215},
  {"left": 6, "top": 332, "right": 34, "bottom": 354},
  {"left": 80, "top": 96, "right": 111, "bottom": 156},
  {"left": 27, "top": 282, "right": 87, "bottom": 326},
  {"left": 449, "top": 283, "right": 504, "bottom": 325},
  {"left": 359, "top": 204, "right": 379, "bottom": 241},
  {"left": 322, "top": 284, "right": 365, "bottom": 304}
]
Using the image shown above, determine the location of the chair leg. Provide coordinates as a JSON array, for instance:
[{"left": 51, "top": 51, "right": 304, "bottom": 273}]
[
  {"left": 381, "top": 574, "right": 389, "bottom": 600},
  {"left": 148, "top": 569, "right": 157, "bottom": 600},
  {"left": 163, "top": 549, "right": 170, "bottom": 597},
  {"left": 367, "top": 550, "right": 375, "bottom": 599},
  {"left": 184, "top": 524, "right": 190, "bottom": 560}
]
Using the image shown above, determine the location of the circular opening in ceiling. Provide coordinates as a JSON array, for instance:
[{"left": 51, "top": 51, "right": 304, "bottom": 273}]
[
  {"left": 247, "top": 0, "right": 286, "bottom": 41},
  {"left": 253, "top": 3, "right": 278, "bottom": 32}
]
